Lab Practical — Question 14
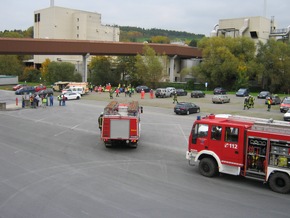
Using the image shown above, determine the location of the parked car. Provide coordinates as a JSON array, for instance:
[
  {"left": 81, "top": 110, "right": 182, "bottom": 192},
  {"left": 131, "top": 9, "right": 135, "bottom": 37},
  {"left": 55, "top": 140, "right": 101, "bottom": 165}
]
[
  {"left": 13, "top": 84, "right": 27, "bottom": 91},
  {"left": 264, "top": 95, "right": 281, "bottom": 105},
  {"left": 15, "top": 86, "right": 35, "bottom": 95},
  {"left": 135, "top": 85, "right": 150, "bottom": 93},
  {"left": 257, "top": 91, "right": 271, "bottom": 99},
  {"left": 283, "top": 109, "right": 290, "bottom": 121},
  {"left": 166, "top": 87, "right": 176, "bottom": 97},
  {"left": 175, "top": 89, "right": 187, "bottom": 96},
  {"left": 191, "top": 90, "right": 205, "bottom": 98},
  {"left": 212, "top": 95, "right": 230, "bottom": 104},
  {"left": 236, "top": 88, "right": 250, "bottom": 97},
  {"left": 174, "top": 102, "right": 200, "bottom": 115},
  {"left": 280, "top": 97, "right": 290, "bottom": 113},
  {"left": 155, "top": 88, "right": 169, "bottom": 98},
  {"left": 63, "top": 92, "right": 81, "bottom": 100},
  {"left": 35, "top": 88, "right": 54, "bottom": 97},
  {"left": 213, "top": 87, "right": 226, "bottom": 95},
  {"left": 35, "top": 85, "right": 46, "bottom": 92}
]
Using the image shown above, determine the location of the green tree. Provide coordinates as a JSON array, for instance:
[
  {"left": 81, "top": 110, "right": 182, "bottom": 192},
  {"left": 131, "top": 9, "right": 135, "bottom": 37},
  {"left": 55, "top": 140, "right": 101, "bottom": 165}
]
[
  {"left": 256, "top": 39, "right": 290, "bottom": 93},
  {"left": 196, "top": 36, "right": 257, "bottom": 90},
  {"left": 135, "top": 45, "right": 165, "bottom": 88},
  {"left": 46, "top": 61, "right": 78, "bottom": 84},
  {"left": 115, "top": 56, "right": 137, "bottom": 85},
  {"left": 89, "top": 56, "right": 118, "bottom": 86},
  {"left": 0, "top": 55, "right": 23, "bottom": 76},
  {"left": 21, "top": 66, "right": 41, "bottom": 82}
]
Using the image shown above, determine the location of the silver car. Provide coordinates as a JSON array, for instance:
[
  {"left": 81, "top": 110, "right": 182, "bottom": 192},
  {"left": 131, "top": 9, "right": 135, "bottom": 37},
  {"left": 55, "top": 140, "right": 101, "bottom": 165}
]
[{"left": 212, "top": 95, "right": 230, "bottom": 104}]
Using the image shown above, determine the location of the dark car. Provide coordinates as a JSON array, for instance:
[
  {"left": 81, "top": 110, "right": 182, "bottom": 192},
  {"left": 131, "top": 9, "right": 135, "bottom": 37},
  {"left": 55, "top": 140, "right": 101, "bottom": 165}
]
[
  {"left": 15, "top": 86, "right": 35, "bottom": 95},
  {"left": 264, "top": 95, "right": 281, "bottom": 105},
  {"left": 280, "top": 97, "right": 290, "bottom": 113},
  {"left": 213, "top": 87, "right": 226, "bottom": 95},
  {"left": 13, "top": 84, "right": 27, "bottom": 91},
  {"left": 174, "top": 102, "right": 200, "bottom": 115},
  {"left": 175, "top": 89, "right": 187, "bottom": 96},
  {"left": 191, "top": 90, "right": 205, "bottom": 98},
  {"left": 35, "top": 88, "right": 54, "bottom": 97},
  {"left": 257, "top": 91, "right": 271, "bottom": 99},
  {"left": 236, "top": 88, "right": 250, "bottom": 97},
  {"left": 135, "top": 85, "right": 150, "bottom": 93}
]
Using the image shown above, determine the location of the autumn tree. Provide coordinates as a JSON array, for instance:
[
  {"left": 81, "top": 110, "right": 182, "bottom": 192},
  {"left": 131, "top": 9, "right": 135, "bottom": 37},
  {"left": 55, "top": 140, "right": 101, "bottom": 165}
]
[
  {"left": 135, "top": 45, "right": 165, "bottom": 88},
  {"left": 40, "top": 58, "right": 51, "bottom": 82},
  {"left": 151, "top": 36, "right": 170, "bottom": 44}
]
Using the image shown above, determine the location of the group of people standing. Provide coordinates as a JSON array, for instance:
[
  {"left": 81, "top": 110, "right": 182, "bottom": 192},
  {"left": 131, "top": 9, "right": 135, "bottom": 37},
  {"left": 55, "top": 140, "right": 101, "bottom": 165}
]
[
  {"left": 23, "top": 94, "right": 54, "bottom": 108},
  {"left": 57, "top": 94, "right": 67, "bottom": 106}
]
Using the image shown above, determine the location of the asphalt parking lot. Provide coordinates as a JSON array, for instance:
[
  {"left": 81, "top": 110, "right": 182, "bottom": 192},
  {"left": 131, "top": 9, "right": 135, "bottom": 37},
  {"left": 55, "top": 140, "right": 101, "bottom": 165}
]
[{"left": 1, "top": 90, "right": 290, "bottom": 218}]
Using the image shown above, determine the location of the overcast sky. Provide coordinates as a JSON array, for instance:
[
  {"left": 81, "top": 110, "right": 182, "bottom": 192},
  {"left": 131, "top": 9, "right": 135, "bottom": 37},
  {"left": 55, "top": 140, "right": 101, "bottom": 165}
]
[{"left": 1, "top": 0, "right": 289, "bottom": 36}]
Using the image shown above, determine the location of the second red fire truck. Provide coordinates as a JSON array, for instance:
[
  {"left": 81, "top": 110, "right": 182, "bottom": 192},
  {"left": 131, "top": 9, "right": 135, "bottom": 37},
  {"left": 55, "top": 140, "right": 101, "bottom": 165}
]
[
  {"left": 100, "top": 101, "right": 142, "bottom": 148},
  {"left": 186, "top": 114, "right": 290, "bottom": 194}
]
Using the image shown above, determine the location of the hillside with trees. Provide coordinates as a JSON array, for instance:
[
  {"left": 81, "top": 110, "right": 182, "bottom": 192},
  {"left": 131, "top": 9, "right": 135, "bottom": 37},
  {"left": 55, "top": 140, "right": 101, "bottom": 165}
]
[{"left": 119, "top": 26, "right": 204, "bottom": 45}]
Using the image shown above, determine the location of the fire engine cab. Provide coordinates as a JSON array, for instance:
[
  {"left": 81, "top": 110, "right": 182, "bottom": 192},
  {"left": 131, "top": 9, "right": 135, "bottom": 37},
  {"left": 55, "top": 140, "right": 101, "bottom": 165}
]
[
  {"left": 101, "top": 101, "right": 142, "bottom": 148},
  {"left": 186, "top": 114, "right": 290, "bottom": 194}
]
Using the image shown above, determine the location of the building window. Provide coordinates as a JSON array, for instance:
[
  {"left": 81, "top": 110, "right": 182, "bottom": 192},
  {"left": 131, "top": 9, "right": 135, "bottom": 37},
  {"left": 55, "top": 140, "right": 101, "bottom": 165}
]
[
  {"left": 77, "top": 18, "right": 79, "bottom": 22},
  {"left": 77, "top": 26, "right": 79, "bottom": 30},
  {"left": 77, "top": 34, "right": 79, "bottom": 38},
  {"left": 34, "top": 13, "right": 40, "bottom": 23}
]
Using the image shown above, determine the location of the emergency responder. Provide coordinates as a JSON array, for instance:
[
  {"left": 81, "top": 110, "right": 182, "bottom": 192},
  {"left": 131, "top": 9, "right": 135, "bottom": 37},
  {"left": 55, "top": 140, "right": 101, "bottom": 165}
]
[
  {"left": 57, "top": 94, "right": 62, "bottom": 106},
  {"left": 173, "top": 92, "right": 178, "bottom": 104},
  {"left": 243, "top": 97, "right": 249, "bottom": 110},
  {"left": 109, "top": 89, "right": 113, "bottom": 99},
  {"left": 267, "top": 97, "right": 272, "bottom": 111},
  {"left": 249, "top": 95, "right": 255, "bottom": 108},
  {"left": 98, "top": 112, "right": 104, "bottom": 131}
]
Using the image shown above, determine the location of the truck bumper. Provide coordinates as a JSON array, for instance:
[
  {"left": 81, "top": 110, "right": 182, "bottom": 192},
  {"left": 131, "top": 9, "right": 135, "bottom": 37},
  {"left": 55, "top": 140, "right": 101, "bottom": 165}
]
[{"left": 186, "top": 150, "right": 198, "bottom": 161}]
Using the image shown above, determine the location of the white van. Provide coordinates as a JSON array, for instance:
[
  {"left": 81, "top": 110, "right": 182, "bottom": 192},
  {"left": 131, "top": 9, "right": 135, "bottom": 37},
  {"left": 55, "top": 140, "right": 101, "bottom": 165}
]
[{"left": 62, "top": 86, "right": 85, "bottom": 95}]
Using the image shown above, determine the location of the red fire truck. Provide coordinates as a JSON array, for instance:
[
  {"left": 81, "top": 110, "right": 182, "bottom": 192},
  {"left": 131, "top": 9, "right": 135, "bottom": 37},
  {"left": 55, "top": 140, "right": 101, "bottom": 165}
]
[
  {"left": 186, "top": 114, "right": 290, "bottom": 194},
  {"left": 101, "top": 101, "right": 142, "bottom": 148}
]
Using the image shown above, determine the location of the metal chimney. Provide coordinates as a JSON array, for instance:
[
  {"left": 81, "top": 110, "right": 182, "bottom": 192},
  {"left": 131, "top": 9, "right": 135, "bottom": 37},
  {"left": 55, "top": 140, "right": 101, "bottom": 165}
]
[{"left": 50, "top": 0, "right": 54, "bottom": 7}]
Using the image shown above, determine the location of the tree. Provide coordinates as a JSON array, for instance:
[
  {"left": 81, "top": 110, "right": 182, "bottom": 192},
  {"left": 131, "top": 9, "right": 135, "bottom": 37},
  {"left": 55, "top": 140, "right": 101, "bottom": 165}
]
[
  {"left": 115, "top": 56, "right": 137, "bottom": 85},
  {"left": 135, "top": 45, "right": 165, "bottom": 88},
  {"left": 46, "top": 61, "right": 79, "bottom": 84},
  {"left": 0, "top": 55, "right": 23, "bottom": 76},
  {"left": 40, "top": 59, "right": 51, "bottom": 82},
  {"left": 21, "top": 66, "right": 41, "bottom": 82},
  {"left": 256, "top": 39, "right": 290, "bottom": 93},
  {"left": 89, "top": 56, "right": 118, "bottom": 86},
  {"left": 151, "top": 36, "right": 170, "bottom": 44},
  {"left": 196, "top": 36, "right": 257, "bottom": 90}
]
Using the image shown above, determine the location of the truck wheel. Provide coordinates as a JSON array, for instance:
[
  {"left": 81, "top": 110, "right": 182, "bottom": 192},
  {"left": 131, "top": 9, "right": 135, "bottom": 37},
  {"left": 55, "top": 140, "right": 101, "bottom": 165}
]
[
  {"left": 269, "top": 172, "right": 290, "bottom": 194},
  {"left": 130, "top": 143, "right": 138, "bottom": 149},
  {"left": 199, "top": 158, "right": 218, "bottom": 177}
]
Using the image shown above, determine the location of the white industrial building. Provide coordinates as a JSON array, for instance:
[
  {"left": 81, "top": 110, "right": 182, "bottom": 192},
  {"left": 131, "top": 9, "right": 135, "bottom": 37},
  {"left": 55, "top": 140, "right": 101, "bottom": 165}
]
[
  {"left": 211, "top": 16, "right": 289, "bottom": 43},
  {"left": 33, "top": 2, "right": 120, "bottom": 68}
]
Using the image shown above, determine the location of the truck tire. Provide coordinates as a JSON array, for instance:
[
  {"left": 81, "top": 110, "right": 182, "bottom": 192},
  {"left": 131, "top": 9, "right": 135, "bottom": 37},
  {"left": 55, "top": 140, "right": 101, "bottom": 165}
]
[
  {"left": 269, "top": 172, "right": 290, "bottom": 194},
  {"left": 199, "top": 158, "right": 218, "bottom": 177},
  {"left": 130, "top": 142, "right": 138, "bottom": 149}
]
